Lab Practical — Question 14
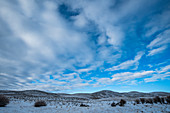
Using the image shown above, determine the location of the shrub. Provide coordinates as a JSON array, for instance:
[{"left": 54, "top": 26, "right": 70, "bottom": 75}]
[
  {"left": 145, "top": 98, "right": 153, "bottom": 104},
  {"left": 155, "top": 96, "right": 162, "bottom": 104},
  {"left": 0, "top": 95, "right": 9, "bottom": 107},
  {"left": 153, "top": 97, "right": 158, "bottom": 104},
  {"left": 166, "top": 96, "right": 170, "bottom": 104},
  {"left": 80, "top": 103, "right": 89, "bottom": 107},
  {"left": 167, "top": 96, "right": 170, "bottom": 99},
  {"left": 34, "top": 101, "right": 47, "bottom": 107},
  {"left": 157, "top": 96, "right": 161, "bottom": 104},
  {"left": 161, "top": 98, "right": 165, "bottom": 104},
  {"left": 140, "top": 98, "right": 145, "bottom": 104},
  {"left": 119, "top": 99, "right": 126, "bottom": 106},
  {"left": 111, "top": 102, "right": 116, "bottom": 107},
  {"left": 135, "top": 99, "right": 140, "bottom": 104}
]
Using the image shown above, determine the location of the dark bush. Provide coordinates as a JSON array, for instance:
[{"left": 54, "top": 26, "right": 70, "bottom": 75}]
[
  {"left": 161, "top": 98, "right": 165, "bottom": 104},
  {"left": 119, "top": 99, "right": 126, "bottom": 106},
  {"left": 167, "top": 96, "right": 170, "bottom": 99},
  {"left": 0, "top": 95, "right": 9, "bottom": 107},
  {"left": 153, "top": 97, "right": 158, "bottom": 104},
  {"left": 145, "top": 98, "right": 153, "bottom": 104},
  {"left": 155, "top": 96, "right": 162, "bottom": 104},
  {"left": 135, "top": 99, "right": 140, "bottom": 104},
  {"left": 80, "top": 103, "right": 89, "bottom": 107},
  {"left": 140, "top": 98, "right": 145, "bottom": 104},
  {"left": 34, "top": 101, "right": 47, "bottom": 107},
  {"left": 111, "top": 102, "right": 116, "bottom": 107},
  {"left": 166, "top": 96, "right": 170, "bottom": 104}
]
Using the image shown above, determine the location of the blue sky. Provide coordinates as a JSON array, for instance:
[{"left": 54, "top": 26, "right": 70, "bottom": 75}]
[{"left": 0, "top": 0, "right": 170, "bottom": 93}]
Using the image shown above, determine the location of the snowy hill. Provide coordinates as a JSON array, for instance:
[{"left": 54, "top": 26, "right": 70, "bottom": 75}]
[
  {"left": 0, "top": 90, "right": 169, "bottom": 100},
  {"left": 0, "top": 90, "right": 170, "bottom": 113}
]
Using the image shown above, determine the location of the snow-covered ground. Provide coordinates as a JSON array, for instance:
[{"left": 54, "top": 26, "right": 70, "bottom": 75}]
[{"left": 0, "top": 100, "right": 170, "bottom": 113}]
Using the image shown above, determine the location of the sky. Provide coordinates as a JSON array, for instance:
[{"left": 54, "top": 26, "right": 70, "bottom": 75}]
[{"left": 0, "top": 0, "right": 170, "bottom": 93}]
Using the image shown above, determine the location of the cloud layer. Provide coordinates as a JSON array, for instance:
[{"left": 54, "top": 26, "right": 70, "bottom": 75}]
[{"left": 0, "top": 0, "right": 170, "bottom": 92}]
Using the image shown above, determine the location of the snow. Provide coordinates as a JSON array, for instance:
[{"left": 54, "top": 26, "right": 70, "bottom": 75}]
[{"left": 0, "top": 100, "right": 169, "bottom": 113}]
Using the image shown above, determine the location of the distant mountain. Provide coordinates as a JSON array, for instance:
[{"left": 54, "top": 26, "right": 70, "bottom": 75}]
[
  {"left": 0, "top": 90, "right": 59, "bottom": 97},
  {"left": 0, "top": 90, "right": 169, "bottom": 99},
  {"left": 91, "top": 90, "right": 170, "bottom": 98},
  {"left": 91, "top": 90, "right": 121, "bottom": 98}
]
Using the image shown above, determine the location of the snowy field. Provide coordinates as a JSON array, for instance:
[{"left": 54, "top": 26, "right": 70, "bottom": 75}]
[{"left": 0, "top": 100, "right": 170, "bottom": 113}]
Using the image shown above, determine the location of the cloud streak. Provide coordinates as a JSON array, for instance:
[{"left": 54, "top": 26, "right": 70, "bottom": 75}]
[
  {"left": 147, "top": 27, "right": 170, "bottom": 56},
  {"left": 105, "top": 51, "right": 145, "bottom": 71}
]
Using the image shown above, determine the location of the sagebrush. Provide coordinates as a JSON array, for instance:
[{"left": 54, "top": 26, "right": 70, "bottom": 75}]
[
  {"left": 34, "top": 101, "right": 47, "bottom": 107},
  {"left": 0, "top": 95, "right": 9, "bottom": 107}
]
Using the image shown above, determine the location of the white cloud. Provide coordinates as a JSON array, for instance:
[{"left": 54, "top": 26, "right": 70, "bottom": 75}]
[
  {"left": 147, "top": 37, "right": 163, "bottom": 49},
  {"left": 73, "top": 14, "right": 88, "bottom": 28},
  {"left": 95, "top": 70, "right": 154, "bottom": 85},
  {"left": 145, "top": 10, "right": 170, "bottom": 37},
  {"left": 0, "top": 0, "right": 94, "bottom": 72},
  {"left": 96, "top": 64, "right": 170, "bottom": 85},
  {"left": 144, "top": 73, "right": 170, "bottom": 83},
  {"left": 74, "top": 83, "right": 90, "bottom": 87},
  {"left": 99, "top": 64, "right": 170, "bottom": 84},
  {"left": 144, "top": 65, "right": 170, "bottom": 82},
  {"left": 0, "top": 0, "right": 96, "bottom": 91},
  {"left": 158, "top": 65, "right": 170, "bottom": 73},
  {"left": 69, "top": 0, "right": 125, "bottom": 47},
  {"left": 17, "top": 0, "right": 37, "bottom": 18},
  {"left": 106, "top": 26, "right": 124, "bottom": 46},
  {"left": 148, "top": 64, "right": 153, "bottom": 68},
  {"left": 147, "top": 29, "right": 170, "bottom": 56},
  {"left": 147, "top": 30, "right": 170, "bottom": 49},
  {"left": 97, "top": 78, "right": 113, "bottom": 85},
  {"left": 105, "top": 51, "right": 144, "bottom": 71},
  {"left": 111, "top": 71, "right": 154, "bottom": 81},
  {"left": 147, "top": 45, "right": 167, "bottom": 56}
]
